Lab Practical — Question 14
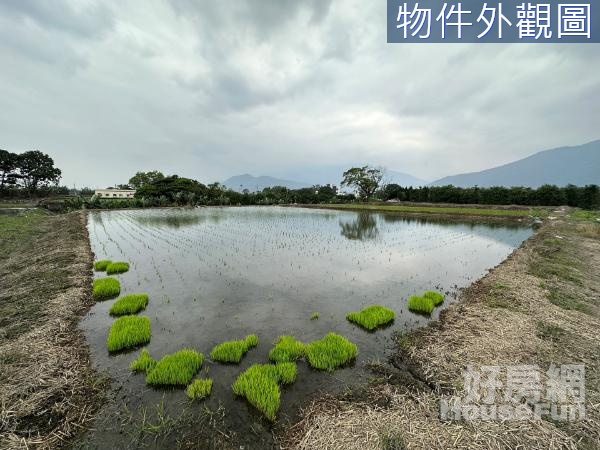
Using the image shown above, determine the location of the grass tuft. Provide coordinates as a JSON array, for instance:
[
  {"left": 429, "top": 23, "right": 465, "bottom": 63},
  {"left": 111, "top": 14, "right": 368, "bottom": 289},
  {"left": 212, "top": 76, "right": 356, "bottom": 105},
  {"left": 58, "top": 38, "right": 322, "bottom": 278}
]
[
  {"left": 186, "top": 378, "right": 213, "bottom": 400},
  {"left": 92, "top": 277, "right": 121, "bottom": 301},
  {"left": 310, "top": 312, "right": 320, "bottom": 320},
  {"left": 232, "top": 362, "right": 297, "bottom": 421},
  {"left": 106, "top": 261, "right": 130, "bottom": 275},
  {"left": 423, "top": 290, "right": 444, "bottom": 306},
  {"left": 305, "top": 333, "right": 358, "bottom": 371},
  {"left": 407, "top": 295, "right": 434, "bottom": 314},
  {"left": 94, "top": 259, "right": 112, "bottom": 271},
  {"left": 146, "top": 348, "right": 204, "bottom": 386},
  {"left": 107, "top": 315, "right": 151, "bottom": 352},
  {"left": 269, "top": 335, "right": 306, "bottom": 363},
  {"left": 209, "top": 334, "right": 258, "bottom": 363},
  {"left": 346, "top": 305, "right": 395, "bottom": 330},
  {"left": 109, "top": 293, "right": 149, "bottom": 316},
  {"left": 130, "top": 348, "right": 157, "bottom": 372}
]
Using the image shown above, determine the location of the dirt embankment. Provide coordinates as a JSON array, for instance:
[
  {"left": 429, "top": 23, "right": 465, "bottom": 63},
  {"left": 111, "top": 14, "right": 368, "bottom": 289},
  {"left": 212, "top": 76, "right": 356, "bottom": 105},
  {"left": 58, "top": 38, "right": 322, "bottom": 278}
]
[
  {"left": 0, "top": 211, "right": 104, "bottom": 449},
  {"left": 284, "top": 216, "right": 600, "bottom": 450}
]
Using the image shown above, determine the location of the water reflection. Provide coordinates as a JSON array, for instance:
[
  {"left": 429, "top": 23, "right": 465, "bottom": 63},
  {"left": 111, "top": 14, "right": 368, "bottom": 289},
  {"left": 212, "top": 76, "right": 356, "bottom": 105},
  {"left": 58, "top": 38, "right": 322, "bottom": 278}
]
[{"left": 339, "top": 212, "right": 379, "bottom": 241}]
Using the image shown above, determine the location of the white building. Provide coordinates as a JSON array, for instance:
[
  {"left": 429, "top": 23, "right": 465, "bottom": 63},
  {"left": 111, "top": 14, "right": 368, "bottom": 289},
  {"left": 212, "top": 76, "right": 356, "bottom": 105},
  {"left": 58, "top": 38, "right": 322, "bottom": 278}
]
[{"left": 95, "top": 189, "right": 136, "bottom": 198}]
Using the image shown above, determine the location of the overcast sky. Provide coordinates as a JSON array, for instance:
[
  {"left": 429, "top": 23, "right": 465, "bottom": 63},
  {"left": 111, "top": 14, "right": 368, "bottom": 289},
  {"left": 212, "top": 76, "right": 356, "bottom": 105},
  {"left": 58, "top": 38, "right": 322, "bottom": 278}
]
[{"left": 1, "top": 0, "right": 598, "bottom": 188}]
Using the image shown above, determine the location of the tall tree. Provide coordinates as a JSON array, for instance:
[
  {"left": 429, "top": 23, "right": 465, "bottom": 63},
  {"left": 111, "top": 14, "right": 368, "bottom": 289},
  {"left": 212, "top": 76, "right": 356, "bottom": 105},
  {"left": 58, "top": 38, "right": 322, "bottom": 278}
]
[
  {"left": 341, "top": 166, "right": 383, "bottom": 201},
  {"left": 17, "top": 150, "right": 62, "bottom": 192},
  {"left": 128, "top": 171, "right": 165, "bottom": 189},
  {"left": 0, "top": 149, "right": 19, "bottom": 189}
]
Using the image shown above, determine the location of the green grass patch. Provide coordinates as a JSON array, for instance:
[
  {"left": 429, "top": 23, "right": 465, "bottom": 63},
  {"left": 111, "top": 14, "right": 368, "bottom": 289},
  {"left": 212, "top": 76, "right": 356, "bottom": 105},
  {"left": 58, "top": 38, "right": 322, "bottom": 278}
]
[
  {"left": 269, "top": 335, "right": 306, "bottom": 363},
  {"left": 346, "top": 305, "right": 395, "bottom": 330},
  {"left": 94, "top": 259, "right": 112, "bottom": 271},
  {"left": 146, "top": 348, "right": 204, "bottom": 386},
  {"left": 569, "top": 210, "right": 600, "bottom": 221},
  {"left": 536, "top": 321, "right": 567, "bottom": 341},
  {"left": 305, "top": 333, "right": 358, "bottom": 371},
  {"left": 186, "top": 378, "right": 213, "bottom": 400},
  {"left": 109, "top": 293, "right": 149, "bottom": 316},
  {"left": 93, "top": 277, "right": 121, "bottom": 301},
  {"left": 107, "top": 315, "right": 151, "bottom": 352},
  {"left": 130, "top": 348, "right": 157, "bottom": 372},
  {"left": 423, "top": 290, "right": 444, "bottom": 306},
  {"left": 407, "top": 295, "right": 434, "bottom": 314},
  {"left": 106, "top": 261, "right": 130, "bottom": 275},
  {"left": 310, "top": 312, "right": 320, "bottom": 320},
  {"left": 232, "top": 362, "right": 297, "bottom": 421},
  {"left": 209, "top": 334, "right": 258, "bottom": 363}
]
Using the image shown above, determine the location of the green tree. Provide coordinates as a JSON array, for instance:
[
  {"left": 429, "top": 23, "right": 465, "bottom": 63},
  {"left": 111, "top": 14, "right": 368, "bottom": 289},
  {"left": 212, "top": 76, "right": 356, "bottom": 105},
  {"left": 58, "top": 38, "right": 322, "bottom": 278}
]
[
  {"left": 17, "top": 150, "right": 62, "bottom": 192},
  {"left": 128, "top": 171, "right": 165, "bottom": 189},
  {"left": 341, "top": 166, "right": 383, "bottom": 201},
  {"left": 0, "top": 149, "right": 19, "bottom": 189}
]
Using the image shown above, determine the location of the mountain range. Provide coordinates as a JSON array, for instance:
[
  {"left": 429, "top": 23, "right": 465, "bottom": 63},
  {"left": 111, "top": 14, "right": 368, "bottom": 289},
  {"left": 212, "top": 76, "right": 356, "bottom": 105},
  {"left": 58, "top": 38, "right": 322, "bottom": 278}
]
[{"left": 223, "top": 140, "right": 600, "bottom": 191}]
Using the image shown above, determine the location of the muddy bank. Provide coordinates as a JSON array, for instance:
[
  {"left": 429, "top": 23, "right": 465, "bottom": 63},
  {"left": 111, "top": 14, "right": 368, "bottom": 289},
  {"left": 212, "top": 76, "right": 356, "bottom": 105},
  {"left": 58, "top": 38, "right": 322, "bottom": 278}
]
[
  {"left": 284, "top": 215, "right": 600, "bottom": 449},
  {"left": 0, "top": 210, "right": 105, "bottom": 449}
]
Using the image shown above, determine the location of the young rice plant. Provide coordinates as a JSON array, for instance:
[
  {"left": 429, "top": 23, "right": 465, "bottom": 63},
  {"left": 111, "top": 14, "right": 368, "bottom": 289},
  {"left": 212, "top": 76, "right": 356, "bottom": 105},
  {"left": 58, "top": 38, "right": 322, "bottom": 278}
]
[
  {"left": 209, "top": 334, "right": 258, "bottom": 363},
  {"left": 93, "top": 277, "right": 121, "bottom": 301},
  {"left": 130, "top": 348, "right": 157, "bottom": 372},
  {"left": 407, "top": 295, "right": 434, "bottom": 314},
  {"left": 146, "top": 348, "right": 204, "bottom": 386},
  {"left": 106, "top": 261, "right": 130, "bottom": 275},
  {"left": 269, "top": 335, "right": 305, "bottom": 363},
  {"left": 186, "top": 378, "right": 213, "bottom": 400},
  {"left": 423, "top": 290, "right": 445, "bottom": 306},
  {"left": 109, "top": 293, "right": 149, "bottom": 316},
  {"left": 305, "top": 332, "right": 358, "bottom": 371},
  {"left": 346, "top": 305, "right": 395, "bottom": 331},
  {"left": 106, "top": 315, "right": 151, "bottom": 352},
  {"left": 94, "top": 259, "right": 112, "bottom": 271}
]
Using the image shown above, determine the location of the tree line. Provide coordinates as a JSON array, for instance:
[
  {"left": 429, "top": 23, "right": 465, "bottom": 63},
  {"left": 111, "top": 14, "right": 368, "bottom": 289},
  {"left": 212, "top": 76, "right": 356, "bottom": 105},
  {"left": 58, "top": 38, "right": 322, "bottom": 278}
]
[{"left": 0, "top": 149, "right": 62, "bottom": 196}]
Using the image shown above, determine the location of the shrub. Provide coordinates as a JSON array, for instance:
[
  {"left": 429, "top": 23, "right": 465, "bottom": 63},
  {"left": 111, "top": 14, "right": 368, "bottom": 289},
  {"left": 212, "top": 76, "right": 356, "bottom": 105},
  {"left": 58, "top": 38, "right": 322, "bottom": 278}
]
[
  {"left": 106, "top": 261, "right": 130, "bottom": 275},
  {"left": 305, "top": 333, "right": 358, "bottom": 371},
  {"left": 93, "top": 277, "right": 121, "bottom": 301},
  {"left": 407, "top": 295, "right": 434, "bottom": 314},
  {"left": 130, "top": 348, "right": 157, "bottom": 372},
  {"left": 210, "top": 334, "right": 258, "bottom": 363},
  {"left": 232, "top": 363, "right": 297, "bottom": 421},
  {"left": 186, "top": 378, "right": 213, "bottom": 400},
  {"left": 310, "top": 312, "right": 320, "bottom": 320},
  {"left": 423, "top": 290, "right": 445, "bottom": 306},
  {"left": 269, "top": 335, "right": 305, "bottom": 363},
  {"left": 346, "top": 305, "right": 395, "bottom": 330},
  {"left": 94, "top": 259, "right": 112, "bottom": 271},
  {"left": 107, "top": 315, "right": 151, "bottom": 352},
  {"left": 146, "top": 348, "right": 204, "bottom": 386},
  {"left": 109, "top": 293, "right": 149, "bottom": 316}
]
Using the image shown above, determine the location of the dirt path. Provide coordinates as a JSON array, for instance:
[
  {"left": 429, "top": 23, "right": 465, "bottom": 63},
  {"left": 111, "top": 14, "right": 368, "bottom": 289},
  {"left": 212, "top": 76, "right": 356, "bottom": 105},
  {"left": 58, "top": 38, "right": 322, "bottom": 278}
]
[
  {"left": 283, "top": 214, "right": 600, "bottom": 449},
  {"left": 0, "top": 211, "right": 104, "bottom": 449}
]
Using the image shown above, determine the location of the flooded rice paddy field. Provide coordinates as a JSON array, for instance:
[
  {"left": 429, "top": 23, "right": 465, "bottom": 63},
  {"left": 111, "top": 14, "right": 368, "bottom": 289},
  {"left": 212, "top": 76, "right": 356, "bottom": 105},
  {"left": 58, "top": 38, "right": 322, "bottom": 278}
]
[{"left": 81, "top": 206, "right": 533, "bottom": 444}]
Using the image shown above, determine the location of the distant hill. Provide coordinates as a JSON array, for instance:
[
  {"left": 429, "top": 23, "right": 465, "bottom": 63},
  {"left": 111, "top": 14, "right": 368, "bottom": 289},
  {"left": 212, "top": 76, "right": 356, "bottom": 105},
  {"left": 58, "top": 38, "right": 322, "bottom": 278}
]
[
  {"left": 385, "top": 170, "right": 428, "bottom": 187},
  {"left": 430, "top": 140, "right": 600, "bottom": 188},
  {"left": 223, "top": 174, "right": 310, "bottom": 192}
]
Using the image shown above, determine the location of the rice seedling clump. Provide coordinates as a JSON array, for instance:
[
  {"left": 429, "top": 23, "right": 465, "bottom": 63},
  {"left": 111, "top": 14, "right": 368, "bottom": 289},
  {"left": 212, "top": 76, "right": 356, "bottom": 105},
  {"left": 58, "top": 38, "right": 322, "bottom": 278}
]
[
  {"left": 106, "top": 261, "right": 130, "bottom": 275},
  {"left": 305, "top": 333, "right": 358, "bottom": 371},
  {"left": 109, "top": 293, "right": 149, "bottom": 316},
  {"left": 210, "top": 334, "right": 258, "bottom": 363},
  {"left": 407, "top": 295, "right": 434, "bottom": 314},
  {"left": 94, "top": 259, "right": 112, "bottom": 271},
  {"left": 346, "top": 305, "right": 395, "bottom": 330},
  {"left": 423, "top": 290, "right": 445, "bottom": 306},
  {"left": 130, "top": 348, "right": 157, "bottom": 372},
  {"left": 107, "top": 315, "right": 151, "bottom": 352},
  {"left": 310, "top": 312, "right": 319, "bottom": 320},
  {"left": 186, "top": 378, "right": 213, "bottom": 400},
  {"left": 269, "top": 335, "right": 305, "bottom": 363},
  {"left": 146, "top": 348, "right": 204, "bottom": 386},
  {"left": 92, "top": 277, "right": 121, "bottom": 301},
  {"left": 232, "top": 363, "right": 297, "bottom": 421}
]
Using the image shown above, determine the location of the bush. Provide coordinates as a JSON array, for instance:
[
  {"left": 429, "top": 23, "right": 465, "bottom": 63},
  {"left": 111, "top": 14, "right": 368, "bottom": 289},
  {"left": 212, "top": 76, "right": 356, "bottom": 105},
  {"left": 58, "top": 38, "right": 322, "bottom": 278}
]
[
  {"left": 186, "top": 378, "right": 213, "bottom": 400},
  {"left": 93, "top": 277, "right": 121, "bottom": 301},
  {"left": 107, "top": 315, "right": 151, "bottom": 352},
  {"left": 146, "top": 348, "right": 204, "bottom": 386},
  {"left": 305, "top": 333, "right": 358, "bottom": 371},
  {"left": 269, "top": 336, "right": 305, "bottom": 363},
  {"left": 106, "top": 261, "right": 130, "bottom": 275},
  {"left": 94, "top": 259, "right": 112, "bottom": 271},
  {"left": 130, "top": 348, "right": 157, "bottom": 372},
  {"left": 346, "top": 305, "right": 395, "bottom": 330},
  {"left": 109, "top": 293, "right": 149, "bottom": 316},
  {"left": 210, "top": 334, "right": 259, "bottom": 363},
  {"left": 423, "top": 290, "right": 444, "bottom": 306},
  {"left": 407, "top": 295, "right": 434, "bottom": 314},
  {"left": 232, "top": 363, "right": 297, "bottom": 421}
]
